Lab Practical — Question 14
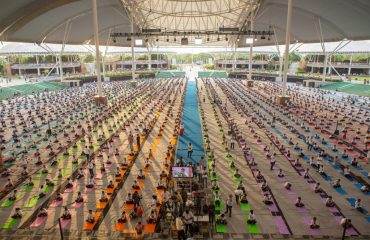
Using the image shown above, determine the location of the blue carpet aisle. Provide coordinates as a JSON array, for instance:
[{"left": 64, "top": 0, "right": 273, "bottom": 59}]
[{"left": 176, "top": 80, "right": 204, "bottom": 164}]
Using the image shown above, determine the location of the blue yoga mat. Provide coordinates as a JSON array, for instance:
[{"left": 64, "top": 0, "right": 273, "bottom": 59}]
[{"left": 176, "top": 80, "right": 204, "bottom": 164}]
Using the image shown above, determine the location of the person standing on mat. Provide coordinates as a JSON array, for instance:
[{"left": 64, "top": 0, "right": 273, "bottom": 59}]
[
  {"left": 208, "top": 202, "right": 215, "bottom": 225},
  {"left": 187, "top": 143, "right": 193, "bottom": 158},
  {"left": 183, "top": 209, "right": 194, "bottom": 237},
  {"left": 135, "top": 221, "right": 144, "bottom": 240},
  {"left": 176, "top": 215, "right": 186, "bottom": 240},
  {"left": 128, "top": 131, "right": 134, "bottom": 152},
  {"left": 136, "top": 133, "right": 140, "bottom": 149},
  {"left": 225, "top": 194, "right": 233, "bottom": 217}
]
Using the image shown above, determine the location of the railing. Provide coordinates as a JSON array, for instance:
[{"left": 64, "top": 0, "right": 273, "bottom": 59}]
[{"left": 11, "top": 62, "right": 80, "bottom": 69}]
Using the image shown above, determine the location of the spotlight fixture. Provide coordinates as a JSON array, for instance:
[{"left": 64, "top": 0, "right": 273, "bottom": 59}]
[
  {"left": 156, "top": 38, "right": 159, "bottom": 42},
  {"left": 217, "top": 36, "right": 220, "bottom": 41},
  {"left": 127, "top": 37, "right": 131, "bottom": 41},
  {"left": 166, "top": 37, "right": 169, "bottom": 42},
  {"left": 194, "top": 37, "right": 202, "bottom": 45},
  {"left": 145, "top": 39, "right": 149, "bottom": 43},
  {"left": 135, "top": 39, "right": 143, "bottom": 45},
  {"left": 225, "top": 35, "right": 228, "bottom": 41},
  {"left": 207, "top": 36, "right": 210, "bottom": 42},
  {"left": 245, "top": 37, "right": 253, "bottom": 44},
  {"left": 174, "top": 37, "right": 177, "bottom": 42},
  {"left": 267, "top": 37, "right": 271, "bottom": 41},
  {"left": 261, "top": 36, "right": 266, "bottom": 40},
  {"left": 113, "top": 38, "right": 116, "bottom": 43}
]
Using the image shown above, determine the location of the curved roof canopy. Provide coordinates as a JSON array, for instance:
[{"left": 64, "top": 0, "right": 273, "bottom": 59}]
[
  {"left": 0, "top": 0, "right": 138, "bottom": 45},
  {"left": 0, "top": 0, "right": 369, "bottom": 47}
]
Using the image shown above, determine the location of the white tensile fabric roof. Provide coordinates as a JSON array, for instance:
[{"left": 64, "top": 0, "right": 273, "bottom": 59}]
[{"left": 0, "top": 0, "right": 369, "bottom": 47}]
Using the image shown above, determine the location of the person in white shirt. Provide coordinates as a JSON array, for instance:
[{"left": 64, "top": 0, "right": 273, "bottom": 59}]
[
  {"left": 187, "top": 143, "right": 193, "bottom": 158},
  {"left": 182, "top": 209, "right": 194, "bottom": 237},
  {"left": 86, "top": 209, "right": 94, "bottom": 223},
  {"left": 247, "top": 210, "right": 256, "bottom": 224},
  {"left": 175, "top": 216, "right": 186, "bottom": 240},
  {"left": 234, "top": 189, "right": 243, "bottom": 204}
]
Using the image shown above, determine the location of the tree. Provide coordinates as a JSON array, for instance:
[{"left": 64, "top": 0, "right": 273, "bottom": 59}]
[
  {"left": 83, "top": 55, "right": 95, "bottom": 63},
  {"left": 288, "top": 52, "right": 301, "bottom": 62}
]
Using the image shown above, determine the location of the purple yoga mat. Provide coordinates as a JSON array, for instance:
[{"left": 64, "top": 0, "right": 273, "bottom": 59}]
[
  {"left": 273, "top": 216, "right": 290, "bottom": 234},
  {"left": 268, "top": 202, "right": 279, "bottom": 212},
  {"left": 303, "top": 216, "right": 321, "bottom": 235},
  {"left": 335, "top": 217, "right": 359, "bottom": 236},
  {"left": 30, "top": 216, "right": 47, "bottom": 228}
]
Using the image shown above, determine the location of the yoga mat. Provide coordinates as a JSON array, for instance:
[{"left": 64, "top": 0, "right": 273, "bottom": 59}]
[
  {"left": 247, "top": 222, "right": 260, "bottom": 234},
  {"left": 1, "top": 199, "right": 14, "bottom": 208},
  {"left": 115, "top": 221, "right": 125, "bottom": 231},
  {"left": 24, "top": 196, "right": 40, "bottom": 208},
  {"left": 60, "top": 219, "right": 71, "bottom": 229},
  {"left": 241, "top": 203, "right": 251, "bottom": 211},
  {"left": 273, "top": 216, "right": 290, "bottom": 234},
  {"left": 335, "top": 187, "right": 347, "bottom": 195},
  {"left": 216, "top": 224, "right": 228, "bottom": 233},
  {"left": 72, "top": 202, "right": 83, "bottom": 208},
  {"left": 30, "top": 216, "right": 47, "bottom": 228},
  {"left": 2, "top": 217, "right": 21, "bottom": 229},
  {"left": 144, "top": 223, "right": 156, "bottom": 233},
  {"left": 268, "top": 202, "right": 279, "bottom": 212},
  {"left": 23, "top": 184, "right": 34, "bottom": 191},
  {"left": 214, "top": 200, "right": 224, "bottom": 212},
  {"left": 50, "top": 200, "right": 63, "bottom": 207}
]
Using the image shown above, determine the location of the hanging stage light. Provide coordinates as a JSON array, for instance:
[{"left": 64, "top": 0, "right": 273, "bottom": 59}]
[{"left": 194, "top": 37, "right": 202, "bottom": 45}]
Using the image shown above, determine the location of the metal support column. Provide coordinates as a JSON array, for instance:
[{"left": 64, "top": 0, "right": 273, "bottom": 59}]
[
  {"left": 36, "top": 55, "right": 41, "bottom": 76},
  {"left": 148, "top": 47, "right": 152, "bottom": 70},
  {"left": 92, "top": 0, "right": 103, "bottom": 97},
  {"left": 248, "top": 10, "right": 254, "bottom": 81},
  {"left": 282, "top": 0, "right": 293, "bottom": 96},
  {"left": 348, "top": 55, "right": 353, "bottom": 75},
  {"left": 131, "top": 16, "right": 136, "bottom": 83}
]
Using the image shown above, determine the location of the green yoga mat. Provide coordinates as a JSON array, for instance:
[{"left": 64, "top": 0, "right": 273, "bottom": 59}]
[
  {"left": 243, "top": 216, "right": 261, "bottom": 234},
  {"left": 38, "top": 172, "right": 47, "bottom": 178},
  {"left": 2, "top": 216, "right": 22, "bottom": 229},
  {"left": 62, "top": 168, "right": 71, "bottom": 177},
  {"left": 241, "top": 203, "right": 251, "bottom": 211},
  {"left": 216, "top": 223, "right": 228, "bottom": 233},
  {"left": 23, "top": 184, "right": 33, "bottom": 191},
  {"left": 210, "top": 174, "right": 217, "bottom": 181},
  {"left": 24, "top": 196, "right": 40, "bottom": 208},
  {"left": 214, "top": 200, "right": 224, "bottom": 212},
  {"left": 44, "top": 185, "right": 54, "bottom": 192},
  {"left": 1, "top": 199, "right": 14, "bottom": 208}
]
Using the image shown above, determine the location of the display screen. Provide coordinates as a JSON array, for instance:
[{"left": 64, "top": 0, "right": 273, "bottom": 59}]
[{"left": 172, "top": 167, "right": 193, "bottom": 178}]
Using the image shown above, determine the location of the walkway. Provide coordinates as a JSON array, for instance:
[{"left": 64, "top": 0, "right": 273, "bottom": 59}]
[{"left": 176, "top": 80, "right": 204, "bottom": 164}]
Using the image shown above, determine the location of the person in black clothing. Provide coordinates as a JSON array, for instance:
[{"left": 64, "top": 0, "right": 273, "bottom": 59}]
[
  {"left": 133, "top": 191, "right": 141, "bottom": 208},
  {"left": 136, "top": 134, "right": 140, "bottom": 149},
  {"left": 208, "top": 203, "right": 215, "bottom": 224}
]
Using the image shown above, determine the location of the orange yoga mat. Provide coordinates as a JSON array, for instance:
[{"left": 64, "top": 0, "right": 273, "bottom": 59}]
[
  {"left": 83, "top": 212, "right": 100, "bottom": 230},
  {"left": 123, "top": 204, "right": 134, "bottom": 211},
  {"left": 144, "top": 223, "right": 156, "bottom": 233}
]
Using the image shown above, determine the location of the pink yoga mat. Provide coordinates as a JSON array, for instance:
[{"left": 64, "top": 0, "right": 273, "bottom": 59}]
[
  {"left": 64, "top": 183, "right": 77, "bottom": 193},
  {"left": 60, "top": 219, "right": 71, "bottom": 229},
  {"left": 50, "top": 200, "right": 63, "bottom": 207},
  {"left": 72, "top": 202, "right": 83, "bottom": 209},
  {"left": 30, "top": 216, "right": 47, "bottom": 228},
  {"left": 95, "top": 172, "right": 106, "bottom": 179},
  {"left": 85, "top": 185, "right": 95, "bottom": 192}
]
